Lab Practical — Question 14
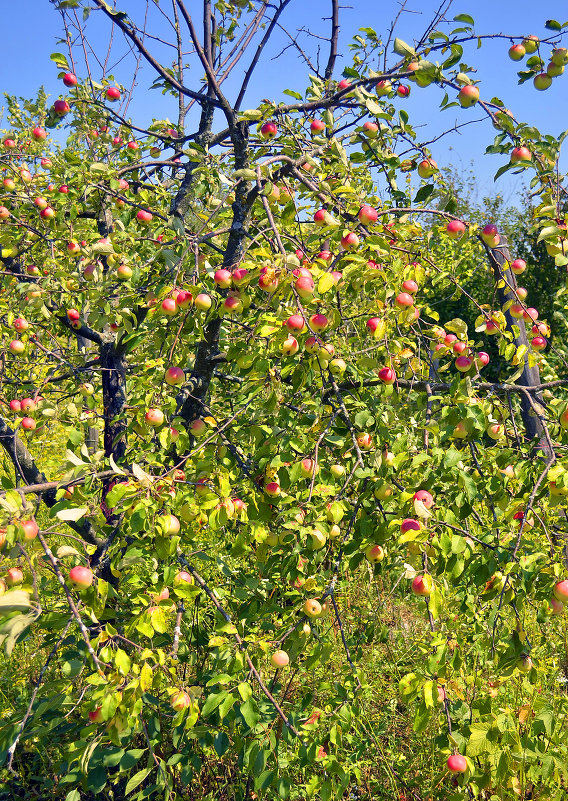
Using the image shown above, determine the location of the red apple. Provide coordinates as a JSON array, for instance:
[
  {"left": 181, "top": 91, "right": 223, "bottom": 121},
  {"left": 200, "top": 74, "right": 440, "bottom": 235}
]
[
  {"left": 458, "top": 85, "right": 479, "bottom": 107},
  {"left": 145, "top": 408, "right": 164, "bottom": 427},
  {"left": 69, "top": 565, "right": 94, "bottom": 589},
  {"left": 137, "top": 209, "right": 153, "bottom": 223},
  {"left": 165, "top": 366, "right": 185, "bottom": 386},
  {"left": 447, "top": 754, "right": 467, "bottom": 774},
  {"left": 21, "top": 417, "right": 36, "bottom": 431},
  {"left": 286, "top": 314, "right": 305, "bottom": 332},
  {"left": 510, "top": 146, "right": 531, "bottom": 164},
  {"left": 446, "top": 220, "right": 466, "bottom": 239},
  {"left": 32, "top": 127, "right": 47, "bottom": 141},
  {"left": 106, "top": 87, "right": 121, "bottom": 101},
  {"left": 6, "top": 567, "right": 24, "bottom": 587},
  {"left": 508, "top": 44, "right": 526, "bottom": 61},
  {"left": 53, "top": 99, "right": 71, "bottom": 116},
  {"left": 358, "top": 205, "right": 378, "bottom": 224},
  {"left": 341, "top": 232, "right": 359, "bottom": 250},
  {"left": 260, "top": 121, "right": 277, "bottom": 140},
  {"left": 378, "top": 367, "right": 396, "bottom": 384},
  {"left": 310, "top": 119, "right": 326, "bottom": 135},
  {"left": 411, "top": 574, "right": 433, "bottom": 596},
  {"left": 413, "top": 490, "right": 433, "bottom": 509}
]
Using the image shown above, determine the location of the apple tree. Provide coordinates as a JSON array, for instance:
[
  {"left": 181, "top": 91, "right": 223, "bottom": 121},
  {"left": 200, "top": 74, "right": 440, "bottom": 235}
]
[{"left": 1, "top": 2, "right": 568, "bottom": 799}]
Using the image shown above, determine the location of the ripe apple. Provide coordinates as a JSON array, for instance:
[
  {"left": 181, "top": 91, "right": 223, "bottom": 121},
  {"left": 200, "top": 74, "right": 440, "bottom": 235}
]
[
  {"left": 511, "top": 258, "right": 526, "bottom": 275},
  {"left": 365, "top": 544, "right": 384, "bottom": 563},
  {"left": 309, "top": 313, "right": 328, "bottom": 332},
  {"left": 455, "top": 355, "right": 473, "bottom": 372},
  {"left": 13, "top": 317, "right": 29, "bottom": 332},
  {"left": 171, "top": 690, "right": 191, "bottom": 712},
  {"left": 259, "top": 272, "right": 279, "bottom": 292},
  {"left": 32, "top": 127, "right": 47, "bottom": 141},
  {"left": 260, "top": 121, "right": 277, "bottom": 139},
  {"left": 310, "top": 119, "right": 326, "bottom": 135},
  {"left": 395, "top": 292, "right": 414, "bottom": 309},
  {"left": 161, "top": 298, "right": 177, "bottom": 316},
  {"left": 378, "top": 367, "right": 396, "bottom": 384},
  {"left": 6, "top": 567, "right": 24, "bottom": 587},
  {"left": 397, "top": 84, "right": 410, "bottom": 97},
  {"left": 174, "top": 570, "right": 194, "bottom": 586},
  {"left": 447, "top": 754, "right": 467, "bottom": 774},
  {"left": 22, "top": 520, "right": 39, "bottom": 541},
  {"left": 69, "top": 565, "right": 94, "bottom": 589},
  {"left": 481, "top": 223, "right": 500, "bottom": 247},
  {"left": 67, "top": 240, "right": 80, "bottom": 254},
  {"left": 413, "top": 490, "right": 433, "bottom": 509},
  {"left": 53, "top": 99, "right": 70, "bottom": 115},
  {"left": 116, "top": 264, "right": 132, "bottom": 280},
  {"left": 411, "top": 574, "right": 433, "bottom": 597},
  {"left": 401, "top": 518, "right": 421, "bottom": 534},
  {"left": 508, "top": 44, "right": 526, "bottom": 61},
  {"left": 304, "top": 599, "right": 322, "bottom": 618},
  {"left": 0, "top": 206, "right": 10, "bottom": 220},
  {"left": 341, "top": 231, "right": 359, "bottom": 250},
  {"left": 3, "top": 178, "right": 15, "bottom": 191},
  {"left": 265, "top": 482, "right": 280, "bottom": 498},
  {"left": 553, "top": 580, "right": 568, "bottom": 602},
  {"left": 9, "top": 340, "right": 25, "bottom": 354},
  {"left": 402, "top": 279, "right": 418, "bottom": 294},
  {"left": 476, "top": 351, "right": 490, "bottom": 367},
  {"left": 300, "top": 458, "right": 317, "bottom": 478},
  {"left": 145, "top": 408, "right": 164, "bottom": 427},
  {"left": 510, "top": 146, "right": 531, "bottom": 164},
  {"left": 214, "top": 269, "right": 232, "bottom": 288},
  {"left": 106, "top": 87, "right": 121, "bottom": 101},
  {"left": 446, "top": 220, "right": 466, "bottom": 239},
  {"left": 531, "top": 336, "right": 547, "bottom": 351},
  {"left": 40, "top": 207, "right": 55, "bottom": 219},
  {"left": 21, "top": 398, "right": 36, "bottom": 413},
  {"left": 363, "top": 121, "right": 379, "bottom": 137},
  {"left": 366, "top": 317, "right": 383, "bottom": 334},
  {"left": 21, "top": 417, "right": 37, "bottom": 431},
  {"left": 337, "top": 79, "right": 351, "bottom": 90},
  {"left": 286, "top": 314, "right": 305, "bottom": 332},
  {"left": 458, "top": 85, "right": 479, "bottom": 107},
  {"left": 281, "top": 335, "right": 299, "bottom": 355},
  {"left": 63, "top": 72, "right": 78, "bottom": 87},
  {"left": 9, "top": 400, "right": 22, "bottom": 412},
  {"left": 358, "top": 205, "right": 378, "bottom": 224},
  {"left": 165, "top": 366, "right": 185, "bottom": 386},
  {"left": 295, "top": 275, "right": 314, "bottom": 299},
  {"left": 137, "top": 209, "right": 153, "bottom": 223}
]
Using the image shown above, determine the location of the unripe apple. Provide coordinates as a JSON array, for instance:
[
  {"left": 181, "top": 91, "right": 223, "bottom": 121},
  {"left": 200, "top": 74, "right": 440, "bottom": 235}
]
[
  {"left": 304, "top": 598, "right": 322, "bottom": 618},
  {"left": 508, "top": 44, "right": 526, "bottom": 61},
  {"left": 88, "top": 707, "right": 103, "bottom": 723},
  {"left": 446, "top": 220, "right": 466, "bottom": 239},
  {"left": 194, "top": 293, "right": 212, "bottom": 311},
  {"left": 171, "top": 690, "right": 191, "bottom": 712},
  {"left": 365, "top": 544, "right": 384, "bottom": 563},
  {"left": 311, "top": 529, "right": 327, "bottom": 550},
  {"left": 79, "top": 383, "right": 95, "bottom": 396},
  {"left": 516, "top": 654, "right": 533, "bottom": 674},
  {"left": 358, "top": 205, "right": 378, "bottom": 224},
  {"left": 447, "top": 754, "right": 467, "bottom": 774},
  {"left": 533, "top": 72, "right": 552, "bottom": 91},
  {"left": 158, "top": 514, "right": 180, "bottom": 536},
  {"left": 69, "top": 565, "right": 94, "bottom": 589},
  {"left": 300, "top": 458, "right": 317, "bottom": 478},
  {"left": 190, "top": 418, "right": 207, "bottom": 437},
  {"left": 362, "top": 121, "right": 378, "bottom": 137},
  {"left": 486, "top": 423, "right": 504, "bottom": 440},
  {"left": 330, "top": 464, "right": 345, "bottom": 478},
  {"left": 271, "top": 649, "right": 290, "bottom": 668},
  {"left": 116, "top": 264, "right": 132, "bottom": 280},
  {"left": 260, "top": 121, "right": 277, "bottom": 139},
  {"left": 547, "top": 61, "right": 564, "bottom": 77},
  {"left": 417, "top": 158, "right": 437, "bottom": 178},
  {"left": 375, "top": 80, "right": 392, "bottom": 96},
  {"left": 145, "top": 408, "right": 164, "bottom": 427},
  {"left": 6, "top": 567, "right": 24, "bottom": 587},
  {"left": 356, "top": 432, "right": 372, "bottom": 450},
  {"left": 374, "top": 483, "right": 392, "bottom": 501},
  {"left": 411, "top": 573, "right": 433, "bottom": 596},
  {"left": 458, "top": 85, "right": 479, "bottom": 107},
  {"left": 174, "top": 570, "right": 194, "bottom": 586},
  {"left": 281, "top": 335, "right": 299, "bottom": 355},
  {"left": 329, "top": 358, "right": 346, "bottom": 375}
]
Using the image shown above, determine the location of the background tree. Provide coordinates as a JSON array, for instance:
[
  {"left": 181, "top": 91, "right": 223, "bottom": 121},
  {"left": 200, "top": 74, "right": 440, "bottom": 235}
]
[{"left": 1, "top": 3, "right": 568, "bottom": 800}]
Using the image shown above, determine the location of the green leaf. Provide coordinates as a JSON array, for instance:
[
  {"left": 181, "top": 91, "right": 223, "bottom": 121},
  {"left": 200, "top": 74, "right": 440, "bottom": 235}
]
[
  {"left": 240, "top": 698, "right": 259, "bottom": 729},
  {"left": 393, "top": 38, "right": 416, "bottom": 58},
  {"left": 55, "top": 506, "right": 88, "bottom": 522},
  {"left": 124, "top": 767, "right": 152, "bottom": 795},
  {"left": 453, "top": 13, "right": 474, "bottom": 25}
]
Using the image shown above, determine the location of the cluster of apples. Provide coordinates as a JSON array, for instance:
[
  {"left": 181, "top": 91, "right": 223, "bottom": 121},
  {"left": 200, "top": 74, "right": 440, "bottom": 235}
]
[{"left": 508, "top": 37, "right": 568, "bottom": 90}]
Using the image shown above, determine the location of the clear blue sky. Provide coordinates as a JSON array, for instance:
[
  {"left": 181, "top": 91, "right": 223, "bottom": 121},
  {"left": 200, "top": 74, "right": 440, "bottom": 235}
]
[{"left": 2, "top": 1, "right": 567, "bottom": 201}]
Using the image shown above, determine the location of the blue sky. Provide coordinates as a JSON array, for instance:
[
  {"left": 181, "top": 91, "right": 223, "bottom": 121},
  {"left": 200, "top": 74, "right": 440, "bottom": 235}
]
[{"left": 2, "top": 0, "right": 567, "bottom": 200}]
